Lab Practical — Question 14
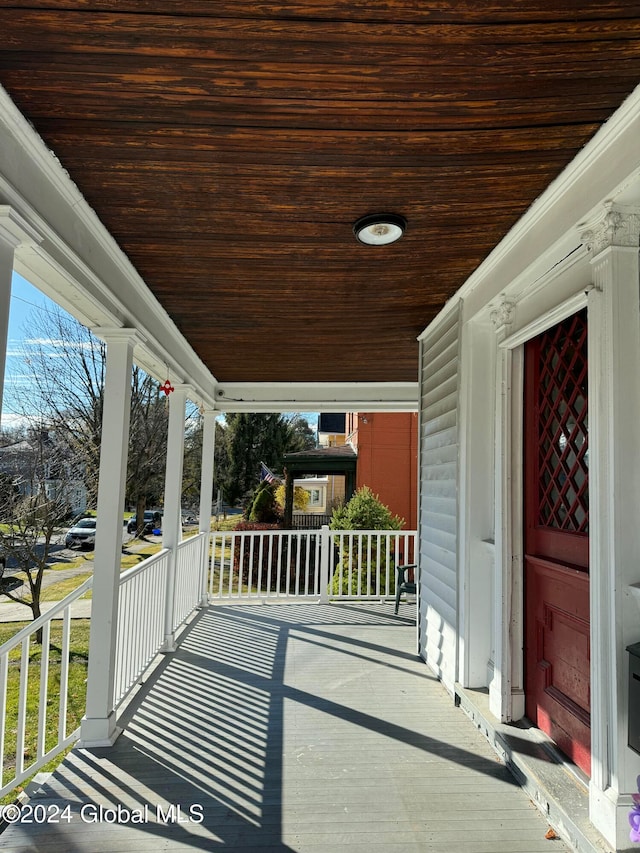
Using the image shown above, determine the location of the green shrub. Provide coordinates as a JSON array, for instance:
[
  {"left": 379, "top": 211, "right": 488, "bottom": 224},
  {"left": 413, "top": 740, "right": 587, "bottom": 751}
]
[
  {"left": 247, "top": 481, "right": 280, "bottom": 523},
  {"left": 329, "top": 487, "right": 402, "bottom": 595}
]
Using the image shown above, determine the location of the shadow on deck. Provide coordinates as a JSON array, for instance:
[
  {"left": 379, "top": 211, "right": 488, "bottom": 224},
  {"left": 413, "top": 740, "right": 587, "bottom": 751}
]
[{"left": 2, "top": 603, "right": 568, "bottom": 852}]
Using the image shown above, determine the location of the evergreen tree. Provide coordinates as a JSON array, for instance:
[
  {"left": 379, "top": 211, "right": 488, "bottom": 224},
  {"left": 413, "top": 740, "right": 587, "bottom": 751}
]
[{"left": 220, "top": 413, "right": 314, "bottom": 506}]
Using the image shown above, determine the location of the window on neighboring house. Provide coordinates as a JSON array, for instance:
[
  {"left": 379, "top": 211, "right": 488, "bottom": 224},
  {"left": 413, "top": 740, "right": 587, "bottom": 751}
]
[{"left": 309, "top": 488, "right": 322, "bottom": 506}]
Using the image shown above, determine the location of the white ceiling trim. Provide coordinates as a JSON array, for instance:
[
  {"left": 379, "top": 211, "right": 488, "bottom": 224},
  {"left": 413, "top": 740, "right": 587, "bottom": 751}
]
[{"left": 215, "top": 381, "right": 419, "bottom": 413}]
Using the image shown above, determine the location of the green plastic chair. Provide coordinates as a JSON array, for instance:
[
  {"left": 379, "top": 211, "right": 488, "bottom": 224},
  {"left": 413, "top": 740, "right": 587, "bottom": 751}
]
[{"left": 394, "top": 564, "right": 417, "bottom": 614}]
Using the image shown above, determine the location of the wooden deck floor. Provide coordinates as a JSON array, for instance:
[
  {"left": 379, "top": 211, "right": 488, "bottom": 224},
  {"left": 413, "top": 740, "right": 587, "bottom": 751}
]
[{"left": 2, "top": 603, "right": 569, "bottom": 852}]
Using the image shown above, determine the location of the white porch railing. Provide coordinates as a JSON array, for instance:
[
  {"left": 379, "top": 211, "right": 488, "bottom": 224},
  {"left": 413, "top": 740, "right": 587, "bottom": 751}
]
[
  {"left": 172, "top": 533, "right": 207, "bottom": 631},
  {"left": 0, "top": 532, "right": 208, "bottom": 799},
  {"left": 0, "top": 577, "right": 93, "bottom": 797},
  {"left": 0, "top": 525, "right": 415, "bottom": 800},
  {"left": 210, "top": 526, "right": 417, "bottom": 603},
  {"left": 210, "top": 529, "right": 322, "bottom": 600},
  {"left": 113, "top": 549, "right": 170, "bottom": 707}
]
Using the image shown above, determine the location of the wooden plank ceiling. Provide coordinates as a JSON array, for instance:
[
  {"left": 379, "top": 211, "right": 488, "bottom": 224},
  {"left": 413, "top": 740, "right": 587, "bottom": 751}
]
[{"left": 0, "top": 2, "right": 639, "bottom": 384}]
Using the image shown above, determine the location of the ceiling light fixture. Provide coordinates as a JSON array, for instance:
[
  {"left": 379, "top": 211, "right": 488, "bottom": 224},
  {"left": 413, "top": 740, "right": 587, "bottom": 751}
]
[{"left": 353, "top": 213, "right": 406, "bottom": 246}]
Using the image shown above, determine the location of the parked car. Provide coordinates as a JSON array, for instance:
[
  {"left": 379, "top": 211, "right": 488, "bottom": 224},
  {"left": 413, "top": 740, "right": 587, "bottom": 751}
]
[
  {"left": 127, "top": 511, "right": 162, "bottom": 535},
  {"left": 65, "top": 517, "right": 97, "bottom": 549}
]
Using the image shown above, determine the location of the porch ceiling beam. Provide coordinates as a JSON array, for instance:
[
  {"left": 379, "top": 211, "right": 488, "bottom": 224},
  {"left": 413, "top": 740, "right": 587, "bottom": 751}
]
[{"left": 214, "top": 381, "right": 419, "bottom": 413}]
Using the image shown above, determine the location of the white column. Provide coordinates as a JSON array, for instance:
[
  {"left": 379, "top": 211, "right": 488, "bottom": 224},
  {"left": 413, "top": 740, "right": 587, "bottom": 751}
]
[
  {"left": 489, "top": 298, "right": 518, "bottom": 722},
  {"left": 198, "top": 408, "right": 216, "bottom": 604},
  {"left": 162, "top": 384, "right": 188, "bottom": 651},
  {"left": 458, "top": 313, "right": 497, "bottom": 692},
  {"left": 80, "top": 328, "right": 137, "bottom": 747},
  {"left": 580, "top": 204, "right": 640, "bottom": 850},
  {"left": 0, "top": 208, "right": 42, "bottom": 418}
]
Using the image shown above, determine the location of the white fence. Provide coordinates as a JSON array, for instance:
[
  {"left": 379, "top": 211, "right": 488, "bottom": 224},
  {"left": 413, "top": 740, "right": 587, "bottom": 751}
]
[
  {"left": 0, "top": 577, "right": 93, "bottom": 797},
  {"left": 114, "top": 549, "right": 170, "bottom": 707},
  {"left": 0, "top": 532, "right": 207, "bottom": 799},
  {"left": 210, "top": 526, "right": 417, "bottom": 603},
  {"left": 173, "top": 533, "right": 207, "bottom": 630}
]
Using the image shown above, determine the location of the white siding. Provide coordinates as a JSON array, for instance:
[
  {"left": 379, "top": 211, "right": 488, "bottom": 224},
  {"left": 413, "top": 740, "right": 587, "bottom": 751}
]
[{"left": 418, "top": 302, "right": 460, "bottom": 694}]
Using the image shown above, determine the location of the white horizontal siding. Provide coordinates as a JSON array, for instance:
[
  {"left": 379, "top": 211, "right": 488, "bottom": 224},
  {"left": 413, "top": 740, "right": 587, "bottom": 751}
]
[{"left": 418, "top": 301, "right": 460, "bottom": 695}]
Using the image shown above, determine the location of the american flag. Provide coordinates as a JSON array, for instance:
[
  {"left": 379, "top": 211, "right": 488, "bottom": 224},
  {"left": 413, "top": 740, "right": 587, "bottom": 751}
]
[{"left": 260, "top": 462, "right": 278, "bottom": 483}]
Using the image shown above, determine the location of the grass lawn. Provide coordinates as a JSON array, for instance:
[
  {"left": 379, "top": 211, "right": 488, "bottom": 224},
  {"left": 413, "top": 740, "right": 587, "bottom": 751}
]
[
  {"left": 0, "top": 619, "right": 90, "bottom": 805},
  {"left": 40, "top": 574, "right": 93, "bottom": 602},
  {"left": 212, "top": 513, "right": 243, "bottom": 532}
]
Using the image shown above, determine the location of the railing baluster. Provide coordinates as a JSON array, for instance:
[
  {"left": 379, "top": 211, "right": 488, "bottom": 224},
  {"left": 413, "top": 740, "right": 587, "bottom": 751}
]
[
  {"left": 58, "top": 608, "right": 71, "bottom": 742},
  {"left": 36, "top": 620, "right": 51, "bottom": 760},
  {"left": 276, "top": 533, "right": 283, "bottom": 595},
  {"left": 0, "top": 652, "right": 7, "bottom": 787},
  {"left": 257, "top": 534, "right": 265, "bottom": 593},
  {"left": 16, "top": 638, "right": 30, "bottom": 777},
  {"left": 294, "top": 532, "right": 301, "bottom": 597},
  {"left": 247, "top": 535, "right": 255, "bottom": 597},
  {"left": 304, "top": 532, "right": 311, "bottom": 595}
]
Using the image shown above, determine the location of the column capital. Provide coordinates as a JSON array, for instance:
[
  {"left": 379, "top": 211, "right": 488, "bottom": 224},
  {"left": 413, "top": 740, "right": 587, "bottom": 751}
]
[
  {"left": 489, "top": 296, "right": 516, "bottom": 334},
  {"left": 91, "top": 326, "right": 145, "bottom": 346},
  {"left": 0, "top": 206, "right": 42, "bottom": 250},
  {"left": 579, "top": 201, "right": 640, "bottom": 257}
]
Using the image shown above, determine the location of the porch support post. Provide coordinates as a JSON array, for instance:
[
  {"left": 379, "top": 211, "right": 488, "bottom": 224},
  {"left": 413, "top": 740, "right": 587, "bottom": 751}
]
[
  {"left": 80, "top": 328, "right": 137, "bottom": 747},
  {"left": 489, "top": 298, "right": 518, "bottom": 722},
  {"left": 319, "top": 525, "right": 330, "bottom": 603},
  {"left": 283, "top": 467, "right": 294, "bottom": 528},
  {"left": 581, "top": 204, "right": 640, "bottom": 850},
  {"left": 0, "top": 209, "right": 41, "bottom": 418},
  {"left": 162, "top": 384, "right": 188, "bottom": 652},
  {"left": 198, "top": 408, "right": 216, "bottom": 605}
]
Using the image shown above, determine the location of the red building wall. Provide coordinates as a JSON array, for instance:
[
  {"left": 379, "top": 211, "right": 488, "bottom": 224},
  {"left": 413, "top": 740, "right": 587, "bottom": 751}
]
[{"left": 346, "top": 412, "right": 418, "bottom": 529}]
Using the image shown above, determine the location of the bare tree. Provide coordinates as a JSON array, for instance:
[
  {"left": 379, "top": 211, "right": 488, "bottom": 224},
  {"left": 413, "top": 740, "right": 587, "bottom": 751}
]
[
  {"left": 0, "top": 428, "right": 71, "bottom": 637},
  {"left": 9, "top": 305, "right": 104, "bottom": 507},
  {"left": 126, "top": 369, "right": 168, "bottom": 536},
  {"left": 7, "top": 304, "right": 172, "bottom": 536}
]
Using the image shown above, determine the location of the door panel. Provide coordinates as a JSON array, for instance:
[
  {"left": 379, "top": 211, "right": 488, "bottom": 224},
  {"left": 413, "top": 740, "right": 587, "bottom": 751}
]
[
  {"left": 525, "top": 558, "right": 591, "bottom": 772},
  {"left": 524, "top": 310, "right": 590, "bottom": 776}
]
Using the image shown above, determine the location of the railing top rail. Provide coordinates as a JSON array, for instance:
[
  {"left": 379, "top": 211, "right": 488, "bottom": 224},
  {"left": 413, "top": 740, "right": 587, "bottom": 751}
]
[
  {"left": 212, "top": 528, "right": 317, "bottom": 537},
  {"left": 0, "top": 575, "right": 94, "bottom": 656},
  {"left": 177, "top": 532, "right": 206, "bottom": 549},
  {"left": 213, "top": 527, "right": 417, "bottom": 536},
  {"left": 120, "top": 547, "right": 170, "bottom": 585},
  {"left": 329, "top": 529, "right": 417, "bottom": 537}
]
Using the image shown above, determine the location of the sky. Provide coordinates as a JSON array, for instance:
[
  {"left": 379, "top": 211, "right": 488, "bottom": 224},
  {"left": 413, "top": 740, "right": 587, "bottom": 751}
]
[
  {"left": 3, "top": 273, "right": 319, "bottom": 432},
  {"left": 2, "top": 273, "right": 57, "bottom": 428}
]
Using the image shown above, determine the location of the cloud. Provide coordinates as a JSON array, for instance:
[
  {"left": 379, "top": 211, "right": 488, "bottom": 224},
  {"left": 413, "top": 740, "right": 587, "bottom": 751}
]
[
  {"left": 1, "top": 413, "right": 31, "bottom": 429},
  {"left": 24, "top": 338, "right": 97, "bottom": 351}
]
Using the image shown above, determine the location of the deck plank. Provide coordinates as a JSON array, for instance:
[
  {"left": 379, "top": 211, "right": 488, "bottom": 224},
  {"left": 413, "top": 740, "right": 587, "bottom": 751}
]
[{"left": 1, "top": 603, "right": 569, "bottom": 852}]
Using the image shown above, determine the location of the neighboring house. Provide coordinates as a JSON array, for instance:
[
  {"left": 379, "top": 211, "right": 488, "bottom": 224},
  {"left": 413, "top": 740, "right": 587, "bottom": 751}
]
[
  {"left": 291, "top": 476, "right": 331, "bottom": 529},
  {"left": 313, "top": 412, "right": 419, "bottom": 529},
  {"left": 346, "top": 412, "right": 418, "bottom": 529},
  {"left": 283, "top": 444, "right": 356, "bottom": 517},
  {"left": 317, "top": 413, "right": 347, "bottom": 448},
  {"left": 294, "top": 477, "right": 328, "bottom": 514},
  {"left": 0, "top": 431, "right": 87, "bottom": 516}
]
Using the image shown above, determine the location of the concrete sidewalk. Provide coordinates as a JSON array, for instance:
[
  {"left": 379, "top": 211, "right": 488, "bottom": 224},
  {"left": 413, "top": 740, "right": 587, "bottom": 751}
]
[
  {"left": 0, "top": 596, "right": 93, "bottom": 622},
  {"left": 0, "top": 535, "right": 164, "bottom": 624}
]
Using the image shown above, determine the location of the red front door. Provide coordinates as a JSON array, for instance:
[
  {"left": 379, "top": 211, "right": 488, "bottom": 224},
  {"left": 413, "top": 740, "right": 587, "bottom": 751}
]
[{"left": 524, "top": 310, "right": 591, "bottom": 776}]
